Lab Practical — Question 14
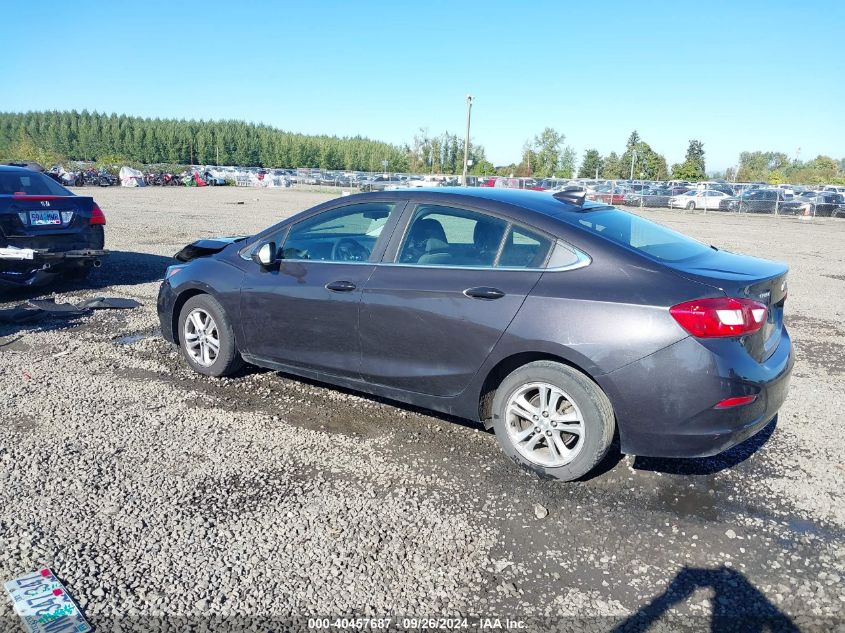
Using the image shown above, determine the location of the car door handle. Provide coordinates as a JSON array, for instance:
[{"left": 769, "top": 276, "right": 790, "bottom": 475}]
[
  {"left": 463, "top": 286, "right": 506, "bottom": 300},
  {"left": 325, "top": 280, "right": 357, "bottom": 292}
]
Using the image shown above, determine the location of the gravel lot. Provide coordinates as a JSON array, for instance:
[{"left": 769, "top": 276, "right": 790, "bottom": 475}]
[{"left": 1, "top": 186, "right": 843, "bottom": 631}]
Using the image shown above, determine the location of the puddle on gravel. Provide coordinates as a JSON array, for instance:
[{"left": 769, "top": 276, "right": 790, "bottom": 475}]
[
  {"left": 0, "top": 335, "right": 30, "bottom": 352},
  {"left": 1, "top": 413, "right": 38, "bottom": 435},
  {"left": 114, "top": 334, "right": 149, "bottom": 345}
]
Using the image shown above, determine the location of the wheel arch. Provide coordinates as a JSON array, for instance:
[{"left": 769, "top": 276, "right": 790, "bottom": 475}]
[
  {"left": 170, "top": 287, "right": 210, "bottom": 344},
  {"left": 477, "top": 351, "right": 602, "bottom": 428}
]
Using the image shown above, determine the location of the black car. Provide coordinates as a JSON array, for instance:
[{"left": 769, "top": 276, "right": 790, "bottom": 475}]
[
  {"left": 0, "top": 165, "right": 107, "bottom": 288},
  {"left": 158, "top": 188, "right": 792, "bottom": 481},
  {"left": 622, "top": 187, "right": 675, "bottom": 208},
  {"left": 725, "top": 189, "right": 808, "bottom": 214},
  {"left": 798, "top": 191, "right": 845, "bottom": 217}
]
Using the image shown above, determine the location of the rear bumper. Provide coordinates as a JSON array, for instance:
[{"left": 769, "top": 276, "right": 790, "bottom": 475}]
[
  {"left": 598, "top": 329, "right": 794, "bottom": 458},
  {"left": 0, "top": 248, "right": 107, "bottom": 288}
]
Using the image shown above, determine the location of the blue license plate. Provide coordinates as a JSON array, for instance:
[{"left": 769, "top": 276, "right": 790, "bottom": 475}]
[{"left": 29, "top": 211, "right": 62, "bottom": 225}]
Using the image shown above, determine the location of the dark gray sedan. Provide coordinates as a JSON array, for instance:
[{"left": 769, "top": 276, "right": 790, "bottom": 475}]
[{"left": 157, "top": 188, "right": 793, "bottom": 481}]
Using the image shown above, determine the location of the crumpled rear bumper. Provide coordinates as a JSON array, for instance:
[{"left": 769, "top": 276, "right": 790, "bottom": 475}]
[{"left": 0, "top": 248, "right": 108, "bottom": 288}]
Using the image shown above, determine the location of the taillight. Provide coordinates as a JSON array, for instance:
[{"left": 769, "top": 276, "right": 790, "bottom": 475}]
[
  {"left": 714, "top": 395, "right": 757, "bottom": 409},
  {"left": 90, "top": 203, "right": 106, "bottom": 225},
  {"left": 669, "top": 297, "right": 767, "bottom": 338}
]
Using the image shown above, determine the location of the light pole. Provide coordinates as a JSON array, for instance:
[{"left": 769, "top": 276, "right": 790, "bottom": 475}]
[
  {"left": 629, "top": 149, "right": 637, "bottom": 181},
  {"left": 462, "top": 95, "right": 474, "bottom": 186}
]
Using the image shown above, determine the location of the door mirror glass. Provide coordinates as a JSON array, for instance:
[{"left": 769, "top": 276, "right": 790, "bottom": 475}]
[{"left": 252, "top": 241, "right": 276, "bottom": 267}]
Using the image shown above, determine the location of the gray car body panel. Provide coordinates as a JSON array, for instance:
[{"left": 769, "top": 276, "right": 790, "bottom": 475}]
[{"left": 157, "top": 188, "right": 793, "bottom": 459}]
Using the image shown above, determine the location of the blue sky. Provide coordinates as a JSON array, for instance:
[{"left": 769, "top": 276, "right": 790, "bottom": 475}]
[{"left": 1, "top": 0, "right": 843, "bottom": 171}]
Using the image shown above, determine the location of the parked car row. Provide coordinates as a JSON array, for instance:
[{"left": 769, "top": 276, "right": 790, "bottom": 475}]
[{"left": 620, "top": 185, "right": 845, "bottom": 216}]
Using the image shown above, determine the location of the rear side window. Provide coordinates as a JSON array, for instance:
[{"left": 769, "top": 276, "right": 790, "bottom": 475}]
[
  {"left": 397, "top": 205, "right": 508, "bottom": 267},
  {"left": 577, "top": 209, "right": 710, "bottom": 263},
  {"left": 498, "top": 226, "right": 552, "bottom": 268},
  {"left": 0, "top": 171, "right": 71, "bottom": 196}
]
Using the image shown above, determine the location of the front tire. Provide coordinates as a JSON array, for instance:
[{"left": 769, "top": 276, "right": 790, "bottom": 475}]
[
  {"left": 492, "top": 361, "right": 614, "bottom": 481},
  {"left": 178, "top": 294, "right": 243, "bottom": 377},
  {"left": 686, "top": 201, "right": 696, "bottom": 210}
]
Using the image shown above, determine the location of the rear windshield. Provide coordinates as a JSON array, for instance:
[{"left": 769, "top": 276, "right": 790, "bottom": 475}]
[
  {"left": 576, "top": 209, "right": 711, "bottom": 263},
  {"left": 0, "top": 170, "right": 71, "bottom": 196}
]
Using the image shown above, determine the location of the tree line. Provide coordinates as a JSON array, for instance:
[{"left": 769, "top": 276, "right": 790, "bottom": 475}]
[
  {"left": 1, "top": 111, "right": 843, "bottom": 184},
  {"left": 0, "top": 110, "right": 415, "bottom": 172}
]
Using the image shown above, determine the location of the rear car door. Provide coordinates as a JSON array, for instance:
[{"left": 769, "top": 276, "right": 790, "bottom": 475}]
[
  {"left": 239, "top": 200, "right": 404, "bottom": 379},
  {"left": 359, "top": 202, "right": 553, "bottom": 397}
]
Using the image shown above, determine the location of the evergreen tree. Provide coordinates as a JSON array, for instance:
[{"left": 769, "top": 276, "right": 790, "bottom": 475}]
[{"left": 578, "top": 149, "right": 603, "bottom": 178}]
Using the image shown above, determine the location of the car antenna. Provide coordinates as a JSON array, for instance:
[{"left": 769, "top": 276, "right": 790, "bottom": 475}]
[{"left": 552, "top": 190, "right": 586, "bottom": 207}]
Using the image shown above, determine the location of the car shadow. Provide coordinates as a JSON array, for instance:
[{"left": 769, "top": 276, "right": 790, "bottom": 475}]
[
  {"left": 0, "top": 250, "right": 172, "bottom": 337},
  {"left": 612, "top": 566, "right": 799, "bottom": 632},
  {"left": 632, "top": 416, "right": 778, "bottom": 476},
  {"left": 1, "top": 250, "right": 172, "bottom": 301}
]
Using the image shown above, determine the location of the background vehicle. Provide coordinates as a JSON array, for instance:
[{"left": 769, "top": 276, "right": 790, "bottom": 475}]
[
  {"left": 158, "top": 188, "right": 792, "bottom": 482},
  {"left": 798, "top": 191, "right": 845, "bottom": 217},
  {"left": 669, "top": 189, "right": 733, "bottom": 210},
  {"left": 586, "top": 185, "right": 626, "bottom": 205},
  {"left": 726, "top": 189, "right": 808, "bottom": 214},
  {"left": 202, "top": 170, "right": 227, "bottom": 186},
  {"left": 358, "top": 175, "right": 402, "bottom": 191},
  {"left": 622, "top": 187, "right": 675, "bottom": 207},
  {"left": 0, "top": 165, "right": 107, "bottom": 287}
]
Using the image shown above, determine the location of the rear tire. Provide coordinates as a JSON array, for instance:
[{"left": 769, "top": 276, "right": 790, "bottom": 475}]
[
  {"left": 492, "top": 361, "right": 614, "bottom": 482},
  {"left": 178, "top": 294, "right": 244, "bottom": 377},
  {"left": 686, "top": 201, "right": 696, "bottom": 210}
]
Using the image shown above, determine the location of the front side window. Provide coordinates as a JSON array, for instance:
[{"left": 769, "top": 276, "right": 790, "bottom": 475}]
[{"left": 281, "top": 202, "right": 395, "bottom": 262}]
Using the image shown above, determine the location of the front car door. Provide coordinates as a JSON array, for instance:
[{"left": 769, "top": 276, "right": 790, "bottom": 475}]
[
  {"left": 359, "top": 202, "right": 556, "bottom": 397},
  {"left": 240, "top": 200, "right": 404, "bottom": 378}
]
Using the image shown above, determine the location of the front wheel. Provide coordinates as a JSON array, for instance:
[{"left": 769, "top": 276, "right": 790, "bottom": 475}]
[
  {"left": 178, "top": 294, "right": 244, "bottom": 377},
  {"left": 686, "top": 201, "right": 696, "bottom": 210},
  {"left": 492, "top": 361, "right": 615, "bottom": 481}
]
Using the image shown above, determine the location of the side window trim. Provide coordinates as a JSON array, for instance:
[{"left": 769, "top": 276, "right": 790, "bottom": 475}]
[{"left": 380, "top": 201, "right": 589, "bottom": 272}]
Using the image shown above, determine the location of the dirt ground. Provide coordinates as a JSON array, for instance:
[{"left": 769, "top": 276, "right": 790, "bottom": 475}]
[{"left": 1, "top": 186, "right": 843, "bottom": 631}]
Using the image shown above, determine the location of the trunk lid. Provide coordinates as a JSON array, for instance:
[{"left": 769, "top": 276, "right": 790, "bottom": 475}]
[
  {"left": 0, "top": 195, "right": 95, "bottom": 249},
  {"left": 668, "top": 249, "right": 788, "bottom": 362}
]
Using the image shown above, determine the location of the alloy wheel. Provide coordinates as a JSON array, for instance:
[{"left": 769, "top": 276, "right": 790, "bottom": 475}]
[
  {"left": 505, "top": 382, "right": 585, "bottom": 467},
  {"left": 183, "top": 308, "right": 220, "bottom": 367}
]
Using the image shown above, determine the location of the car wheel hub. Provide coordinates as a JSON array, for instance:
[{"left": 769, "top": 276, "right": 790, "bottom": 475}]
[
  {"left": 184, "top": 308, "right": 220, "bottom": 367},
  {"left": 505, "top": 381, "right": 585, "bottom": 467}
]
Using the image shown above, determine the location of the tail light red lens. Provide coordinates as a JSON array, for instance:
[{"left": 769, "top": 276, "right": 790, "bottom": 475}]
[
  {"left": 714, "top": 395, "right": 758, "bottom": 409},
  {"left": 90, "top": 203, "right": 106, "bottom": 225},
  {"left": 669, "top": 297, "right": 767, "bottom": 338}
]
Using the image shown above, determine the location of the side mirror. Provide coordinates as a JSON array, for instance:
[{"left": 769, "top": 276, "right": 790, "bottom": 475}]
[{"left": 251, "top": 241, "right": 277, "bottom": 268}]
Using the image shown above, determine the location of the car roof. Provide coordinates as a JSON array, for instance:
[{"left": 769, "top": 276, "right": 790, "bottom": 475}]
[
  {"left": 389, "top": 186, "right": 611, "bottom": 219},
  {"left": 0, "top": 165, "right": 39, "bottom": 173}
]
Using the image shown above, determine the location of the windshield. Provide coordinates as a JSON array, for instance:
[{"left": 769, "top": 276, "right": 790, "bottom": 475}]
[
  {"left": 576, "top": 209, "right": 711, "bottom": 263},
  {"left": 0, "top": 170, "right": 72, "bottom": 196}
]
